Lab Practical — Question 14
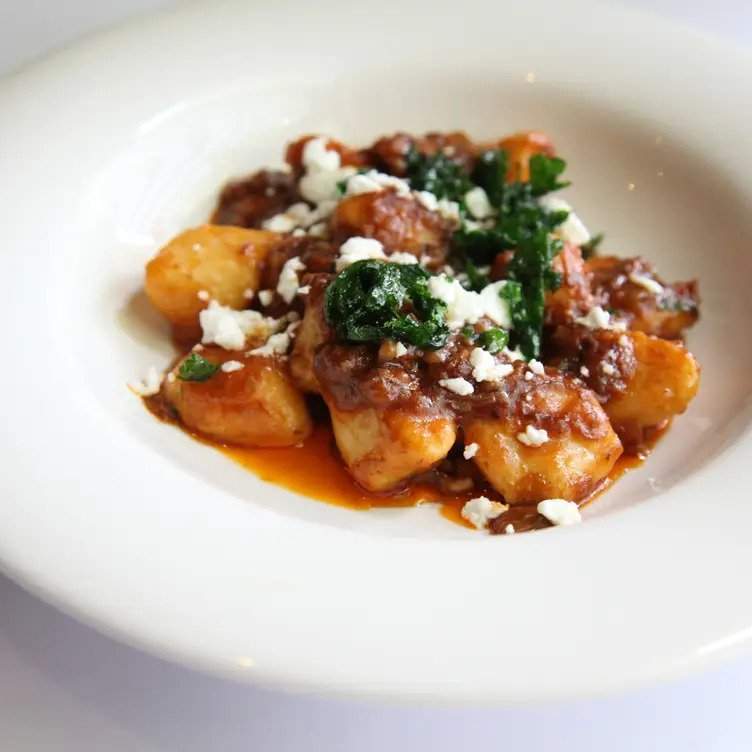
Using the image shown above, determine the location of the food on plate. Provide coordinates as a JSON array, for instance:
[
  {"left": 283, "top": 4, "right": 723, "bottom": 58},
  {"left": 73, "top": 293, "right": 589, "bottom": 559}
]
[{"left": 133, "top": 130, "right": 700, "bottom": 533}]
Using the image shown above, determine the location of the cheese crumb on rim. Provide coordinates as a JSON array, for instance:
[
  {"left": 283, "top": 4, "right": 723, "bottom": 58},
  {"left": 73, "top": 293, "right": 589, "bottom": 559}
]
[
  {"left": 438, "top": 377, "right": 475, "bottom": 396},
  {"left": 537, "top": 499, "right": 582, "bottom": 526},
  {"left": 517, "top": 425, "right": 549, "bottom": 447},
  {"left": 461, "top": 496, "right": 508, "bottom": 530},
  {"left": 128, "top": 366, "right": 163, "bottom": 397}
]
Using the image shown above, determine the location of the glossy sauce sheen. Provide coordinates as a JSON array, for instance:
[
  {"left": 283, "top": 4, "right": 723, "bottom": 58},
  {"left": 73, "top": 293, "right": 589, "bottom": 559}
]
[{"left": 146, "top": 394, "right": 652, "bottom": 533}]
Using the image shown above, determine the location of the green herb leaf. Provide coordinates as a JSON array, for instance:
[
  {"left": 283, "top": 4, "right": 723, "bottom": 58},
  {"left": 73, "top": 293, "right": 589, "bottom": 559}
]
[
  {"left": 405, "top": 148, "right": 472, "bottom": 203},
  {"left": 472, "top": 149, "right": 508, "bottom": 206},
  {"left": 178, "top": 353, "right": 220, "bottom": 382},
  {"left": 463, "top": 258, "right": 490, "bottom": 292},
  {"left": 325, "top": 260, "right": 449, "bottom": 349},
  {"left": 476, "top": 327, "right": 509, "bottom": 353},
  {"left": 529, "top": 154, "right": 570, "bottom": 195}
]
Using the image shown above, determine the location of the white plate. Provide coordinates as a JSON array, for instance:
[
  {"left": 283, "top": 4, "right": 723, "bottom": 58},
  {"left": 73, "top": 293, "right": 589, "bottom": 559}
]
[{"left": 0, "top": 0, "right": 751, "bottom": 703}]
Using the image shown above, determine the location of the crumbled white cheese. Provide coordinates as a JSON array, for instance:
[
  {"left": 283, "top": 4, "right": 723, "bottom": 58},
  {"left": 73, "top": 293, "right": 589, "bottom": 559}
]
[
  {"left": 629, "top": 272, "right": 664, "bottom": 295},
  {"left": 335, "top": 236, "right": 418, "bottom": 272},
  {"left": 128, "top": 366, "right": 163, "bottom": 397},
  {"left": 415, "top": 190, "right": 439, "bottom": 211},
  {"left": 505, "top": 523, "right": 515, "bottom": 535},
  {"left": 394, "top": 342, "right": 408, "bottom": 357},
  {"left": 538, "top": 195, "right": 591, "bottom": 246},
  {"left": 528, "top": 359, "right": 545, "bottom": 376},
  {"left": 524, "top": 371, "right": 533, "bottom": 381},
  {"left": 336, "top": 237, "right": 386, "bottom": 271},
  {"left": 537, "top": 499, "right": 582, "bottom": 526},
  {"left": 470, "top": 347, "right": 514, "bottom": 383},
  {"left": 463, "top": 442, "right": 479, "bottom": 459},
  {"left": 192, "top": 343, "right": 204, "bottom": 352},
  {"left": 345, "top": 169, "right": 411, "bottom": 197},
  {"left": 618, "top": 334, "right": 630, "bottom": 347},
  {"left": 263, "top": 213, "right": 298, "bottom": 233},
  {"left": 503, "top": 347, "right": 525, "bottom": 362},
  {"left": 200, "top": 301, "right": 276, "bottom": 350},
  {"left": 436, "top": 198, "right": 461, "bottom": 223},
  {"left": 302, "top": 136, "right": 340, "bottom": 172},
  {"left": 277, "top": 256, "right": 306, "bottom": 303},
  {"left": 461, "top": 496, "right": 507, "bottom": 530},
  {"left": 464, "top": 187, "right": 493, "bottom": 219},
  {"left": 292, "top": 228, "right": 306, "bottom": 237},
  {"left": 257, "top": 290, "right": 274, "bottom": 307},
  {"left": 243, "top": 288, "right": 255, "bottom": 300},
  {"left": 196, "top": 289, "right": 210, "bottom": 302},
  {"left": 221, "top": 360, "right": 245, "bottom": 373},
  {"left": 428, "top": 275, "right": 512, "bottom": 330},
  {"left": 517, "top": 425, "right": 549, "bottom": 447},
  {"left": 167, "top": 372, "right": 176, "bottom": 384},
  {"left": 308, "top": 222, "right": 328, "bottom": 238},
  {"left": 297, "top": 138, "right": 357, "bottom": 204},
  {"left": 297, "top": 284, "right": 311, "bottom": 295},
  {"left": 248, "top": 330, "right": 291, "bottom": 357},
  {"left": 438, "top": 377, "right": 475, "bottom": 396},
  {"left": 602, "top": 362, "right": 617, "bottom": 376},
  {"left": 580, "top": 365, "right": 590, "bottom": 377},
  {"left": 574, "top": 306, "right": 626, "bottom": 331}
]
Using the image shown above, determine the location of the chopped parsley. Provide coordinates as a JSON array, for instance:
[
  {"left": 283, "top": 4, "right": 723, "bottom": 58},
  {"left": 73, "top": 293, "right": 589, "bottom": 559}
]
[
  {"left": 405, "top": 148, "right": 472, "bottom": 203},
  {"left": 476, "top": 327, "right": 509, "bottom": 354},
  {"left": 178, "top": 353, "right": 220, "bottom": 382},
  {"left": 325, "top": 260, "right": 449, "bottom": 349}
]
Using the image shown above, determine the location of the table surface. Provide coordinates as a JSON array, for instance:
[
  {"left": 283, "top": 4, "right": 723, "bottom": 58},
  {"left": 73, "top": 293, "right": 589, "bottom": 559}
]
[{"left": 1, "top": 1, "right": 751, "bottom": 749}]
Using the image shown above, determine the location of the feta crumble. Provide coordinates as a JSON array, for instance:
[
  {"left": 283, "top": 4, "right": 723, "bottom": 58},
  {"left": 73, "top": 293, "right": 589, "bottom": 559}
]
[
  {"left": 580, "top": 365, "right": 590, "bottom": 377},
  {"left": 538, "top": 195, "right": 591, "bottom": 246},
  {"left": 335, "top": 236, "right": 418, "bottom": 272},
  {"left": 415, "top": 190, "right": 439, "bottom": 211},
  {"left": 469, "top": 347, "right": 514, "bottom": 383},
  {"left": 298, "top": 137, "right": 357, "bottom": 204},
  {"left": 243, "top": 288, "right": 255, "bottom": 300},
  {"left": 629, "top": 272, "right": 664, "bottom": 295},
  {"left": 537, "top": 499, "right": 582, "bottom": 526},
  {"left": 345, "top": 169, "right": 411, "bottom": 197},
  {"left": 196, "top": 289, "right": 210, "bottom": 302},
  {"left": 461, "top": 496, "right": 507, "bottom": 530},
  {"left": 297, "top": 284, "right": 311, "bottom": 295},
  {"left": 257, "top": 290, "right": 274, "bottom": 307},
  {"left": 463, "top": 442, "right": 479, "bottom": 460},
  {"left": 574, "top": 306, "right": 626, "bottom": 331},
  {"left": 505, "top": 523, "right": 515, "bottom": 535},
  {"left": 200, "top": 301, "right": 276, "bottom": 350},
  {"left": 128, "top": 366, "right": 163, "bottom": 397},
  {"left": 394, "top": 342, "right": 408, "bottom": 357},
  {"left": 221, "top": 360, "right": 245, "bottom": 373},
  {"left": 248, "top": 330, "right": 291, "bottom": 357},
  {"left": 438, "top": 377, "right": 475, "bottom": 396},
  {"left": 528, "top": 359, "right": 545, "bottom": 376},
  {"left": 602, "top": 362, "right": 617, "bottom": 376},
  {"left": 277, "top": 256, "right": 306, "bottom": 303},
  {"left": 464, "top": 186, "right": 493, "bottom": 219},
  {"left": 516, "top": 425, "right": 549, "bottom": 447},
  {"left": 427, "top": 275, "right": 512, "bottom": 330}
]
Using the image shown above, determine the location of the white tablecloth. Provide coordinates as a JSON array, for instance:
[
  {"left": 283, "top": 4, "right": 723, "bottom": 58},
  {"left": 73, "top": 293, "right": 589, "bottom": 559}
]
[{"left": 2, "top": 2, "right": 750, "bottom": 749}]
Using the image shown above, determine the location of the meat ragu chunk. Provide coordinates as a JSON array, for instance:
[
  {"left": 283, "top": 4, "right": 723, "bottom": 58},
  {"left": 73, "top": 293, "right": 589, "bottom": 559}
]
[
  {"left": 211, "top": 170, "right": 297, "bottom": 229},
  {"left": 587, "top": 256, "right": 699, "bottom": 339},
  {"left": 331, "top": 191, "right": 453, "bottom": 266},
  {"left": 369, "top": 131, "right": 476, "bottom": 176}
]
